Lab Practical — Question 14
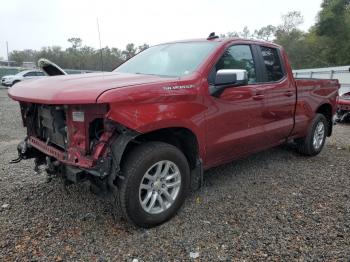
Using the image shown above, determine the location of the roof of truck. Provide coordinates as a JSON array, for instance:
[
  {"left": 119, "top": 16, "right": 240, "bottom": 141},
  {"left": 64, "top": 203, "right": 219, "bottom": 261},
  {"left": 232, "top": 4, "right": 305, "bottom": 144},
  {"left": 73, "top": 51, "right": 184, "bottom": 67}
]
[{"left": 161, "top": 37, "right": 282, "bottom": 49}]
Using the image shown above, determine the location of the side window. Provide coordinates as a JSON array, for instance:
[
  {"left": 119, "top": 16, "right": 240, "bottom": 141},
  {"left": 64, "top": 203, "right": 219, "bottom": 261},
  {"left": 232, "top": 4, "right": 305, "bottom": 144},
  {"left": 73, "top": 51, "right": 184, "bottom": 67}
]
[
  {"left": 210, "top": 45, "right": 257, "bottom": 84},
  {"left": 260, "top": 46, "right": 284, "bottom": 82},
  {"left": 24, "top": 72, "right": 36, "bottom": 77},
  {"left": 36, "top": 72, "right": 45, "bottom": 76}
]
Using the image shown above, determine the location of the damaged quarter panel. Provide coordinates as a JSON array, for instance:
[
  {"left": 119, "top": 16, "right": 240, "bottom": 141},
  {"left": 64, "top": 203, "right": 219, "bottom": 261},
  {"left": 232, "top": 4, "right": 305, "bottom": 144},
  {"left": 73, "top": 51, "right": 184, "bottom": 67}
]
[{"left": 97, "top": 74, "right": 208, "bottom": 160}]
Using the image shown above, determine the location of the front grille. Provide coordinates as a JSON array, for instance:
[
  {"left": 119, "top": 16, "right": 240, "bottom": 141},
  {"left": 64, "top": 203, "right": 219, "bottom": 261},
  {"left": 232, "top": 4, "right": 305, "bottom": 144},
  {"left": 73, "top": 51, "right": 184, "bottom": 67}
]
[{"left": 37, "top": 105, "right": 67, "bottom": 149}]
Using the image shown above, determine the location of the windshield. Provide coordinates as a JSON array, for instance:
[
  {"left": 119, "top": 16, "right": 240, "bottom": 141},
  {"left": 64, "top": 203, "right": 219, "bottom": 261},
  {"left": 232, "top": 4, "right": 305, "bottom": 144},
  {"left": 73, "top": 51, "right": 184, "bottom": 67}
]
[{"left": 114, "top": 42, "right": 219, "bottom": 77}]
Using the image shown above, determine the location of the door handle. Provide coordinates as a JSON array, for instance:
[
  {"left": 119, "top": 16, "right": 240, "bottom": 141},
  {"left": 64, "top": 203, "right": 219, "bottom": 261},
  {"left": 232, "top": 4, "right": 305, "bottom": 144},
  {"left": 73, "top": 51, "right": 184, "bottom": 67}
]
[
  {"left": 252, "top": 94, "right": 265, "bottom": 100},
  {"left": 284, "top": 90, "right": 294, "bottom": 97}
]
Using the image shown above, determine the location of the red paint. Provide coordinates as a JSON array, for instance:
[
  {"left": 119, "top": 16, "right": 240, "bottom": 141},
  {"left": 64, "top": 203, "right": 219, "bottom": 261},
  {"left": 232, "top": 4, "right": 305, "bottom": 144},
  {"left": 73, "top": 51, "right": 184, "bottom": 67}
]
[{"left": 8, "top": 38, "right": 339, "bottom": 170}]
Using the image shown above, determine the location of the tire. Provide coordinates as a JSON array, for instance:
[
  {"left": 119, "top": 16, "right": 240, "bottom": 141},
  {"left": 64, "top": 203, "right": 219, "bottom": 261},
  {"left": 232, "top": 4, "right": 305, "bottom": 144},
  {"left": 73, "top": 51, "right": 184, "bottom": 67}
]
[
  {"left": 296, "top": 113, "right": 328, "bottom": 156},
  {"left": 118, "top": 142, "right": 190, "bottom": 228}
]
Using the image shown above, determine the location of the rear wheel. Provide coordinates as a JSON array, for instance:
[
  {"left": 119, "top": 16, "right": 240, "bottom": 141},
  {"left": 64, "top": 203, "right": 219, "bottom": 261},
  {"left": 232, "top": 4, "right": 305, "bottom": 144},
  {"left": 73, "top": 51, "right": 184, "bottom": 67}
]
[
  {"left": 296, "top": 113, "right": 328, "bottom": 156},
  {"left": 118, "top": 142, "right": 190, "bottom": 228}
]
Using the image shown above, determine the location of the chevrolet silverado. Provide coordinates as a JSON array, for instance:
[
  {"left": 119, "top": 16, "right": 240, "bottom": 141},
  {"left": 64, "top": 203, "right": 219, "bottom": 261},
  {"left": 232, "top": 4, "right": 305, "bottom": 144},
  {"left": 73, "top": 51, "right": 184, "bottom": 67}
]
[{"left": 8, "top": 35, "right": 339, "bottom": 227}]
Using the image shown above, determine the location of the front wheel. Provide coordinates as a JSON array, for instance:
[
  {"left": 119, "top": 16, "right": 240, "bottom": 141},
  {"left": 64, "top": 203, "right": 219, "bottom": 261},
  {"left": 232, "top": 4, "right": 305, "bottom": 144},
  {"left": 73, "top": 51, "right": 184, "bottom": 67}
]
[
  {"left": 296, "top": 113, "right": 328, "bottom": 156},
  {"left": 118, "top": 142, "right": 190, "bottom": 228}
]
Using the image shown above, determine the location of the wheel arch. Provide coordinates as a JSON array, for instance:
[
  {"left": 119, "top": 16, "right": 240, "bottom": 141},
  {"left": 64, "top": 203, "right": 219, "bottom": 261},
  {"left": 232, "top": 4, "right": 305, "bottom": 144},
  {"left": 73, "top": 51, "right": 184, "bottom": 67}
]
[
  {"left": 122, "top": 127, "right": 201, "bottom": 171},
  {"left": 316, "top": 103, "right": 333, "bottom": 136}
]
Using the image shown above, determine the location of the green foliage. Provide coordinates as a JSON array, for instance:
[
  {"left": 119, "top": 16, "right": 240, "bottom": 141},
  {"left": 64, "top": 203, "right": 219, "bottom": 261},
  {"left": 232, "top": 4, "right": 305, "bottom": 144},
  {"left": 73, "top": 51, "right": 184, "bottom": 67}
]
[
  {"left": 67, "top": 37, "right": 82, "bottom": 49},
  {"left": 253, "top": 25, "right": 276, "bottom": 41},
  {"left": 274, "top": 2, "right": 350, "bottom": 68},
  {"left": 138, "top": 44, "right": 150, "bottom": 52},
  {"left": 9, "top": 39, "right": 148, "bottom": 71},
  {"left": 222, "top": 2, "right": 349, "bottom": 69},
  {"left": 122, "top": 43, "right": 137, "bottom": 60},
  {"left": 314, "top": 0, "right": 350, "bottom": 66},
  {"left": 8, "top": 1, "right": 350, "bottom": 71},
  {"left": 277, "top": 11, "right": 304, "bottom": 34}
]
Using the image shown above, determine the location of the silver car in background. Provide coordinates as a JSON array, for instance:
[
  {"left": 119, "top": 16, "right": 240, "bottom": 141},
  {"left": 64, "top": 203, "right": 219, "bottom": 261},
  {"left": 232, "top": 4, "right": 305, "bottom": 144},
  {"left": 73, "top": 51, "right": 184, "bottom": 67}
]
[{"left": 1, "top": 70, "right": 46, "bottom": 87}]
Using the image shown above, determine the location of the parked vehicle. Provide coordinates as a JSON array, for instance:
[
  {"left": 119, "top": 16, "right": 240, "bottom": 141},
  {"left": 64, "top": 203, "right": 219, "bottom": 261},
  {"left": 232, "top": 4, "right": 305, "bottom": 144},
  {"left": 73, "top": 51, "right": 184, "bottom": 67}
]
[
  {"left": 8, "top": 35, "right": 339, "bottom": 227},
  {"left": 337, "top": 91, "right": 350, "bottom": 121},
  {"left": 1, "top": 70, "right": 45, "bottom": 87}
]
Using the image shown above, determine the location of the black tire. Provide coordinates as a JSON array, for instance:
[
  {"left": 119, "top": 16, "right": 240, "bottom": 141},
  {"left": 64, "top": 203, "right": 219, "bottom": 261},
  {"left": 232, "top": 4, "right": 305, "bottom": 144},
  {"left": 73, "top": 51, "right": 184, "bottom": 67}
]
[
  {"left": 118, "top": 142, "right": 190, "bottom": 228},
  {"left": 296, "top": 113, "right": 328, "bottom": 156}
]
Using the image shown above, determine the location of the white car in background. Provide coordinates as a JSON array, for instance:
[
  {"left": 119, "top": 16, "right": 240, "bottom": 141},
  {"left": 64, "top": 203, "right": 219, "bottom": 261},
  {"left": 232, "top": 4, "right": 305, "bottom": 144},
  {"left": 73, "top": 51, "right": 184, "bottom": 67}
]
[{"left": 1, "top": 70, "right": 46, "bottom": 87}]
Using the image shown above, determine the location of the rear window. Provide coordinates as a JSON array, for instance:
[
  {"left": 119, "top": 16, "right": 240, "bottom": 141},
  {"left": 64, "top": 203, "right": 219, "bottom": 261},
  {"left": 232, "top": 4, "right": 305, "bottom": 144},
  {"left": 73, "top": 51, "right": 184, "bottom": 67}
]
[{"left": 260, "top": 46, "right": 284, "bottom": 82}]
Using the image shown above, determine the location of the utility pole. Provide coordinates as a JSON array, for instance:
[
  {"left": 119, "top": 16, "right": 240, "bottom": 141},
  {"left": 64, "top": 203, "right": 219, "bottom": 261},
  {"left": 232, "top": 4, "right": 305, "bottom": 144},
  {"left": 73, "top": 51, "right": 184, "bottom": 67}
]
[
  {"left": 6, "top": 41, "right": 9, "bottom": 66},
  {"left": 96, "top": 18, "right": 104, "bottom": 72}
]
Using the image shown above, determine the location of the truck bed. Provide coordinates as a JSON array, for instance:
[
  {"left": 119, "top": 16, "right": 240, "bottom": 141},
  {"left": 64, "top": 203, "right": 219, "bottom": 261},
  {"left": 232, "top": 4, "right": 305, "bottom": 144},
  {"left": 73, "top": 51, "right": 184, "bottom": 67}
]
[{"left": 295, "top": 78, "right": 340, "bottom": 96}]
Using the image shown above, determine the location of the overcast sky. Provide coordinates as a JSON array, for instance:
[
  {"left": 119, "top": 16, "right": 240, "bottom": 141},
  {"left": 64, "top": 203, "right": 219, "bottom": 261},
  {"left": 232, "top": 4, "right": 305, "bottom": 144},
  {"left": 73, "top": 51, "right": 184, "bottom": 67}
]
[{"left": 0, "top": 0, "right": 323, "bottom": 59}]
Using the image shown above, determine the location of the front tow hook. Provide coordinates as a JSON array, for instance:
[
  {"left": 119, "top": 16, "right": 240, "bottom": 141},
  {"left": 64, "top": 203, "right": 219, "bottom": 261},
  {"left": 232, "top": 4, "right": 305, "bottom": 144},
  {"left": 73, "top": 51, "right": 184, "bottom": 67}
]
[
  {"left": 9, "top": 156, "right": 22, "bottom": 164},
  {"left": 9, "top": 139, "right": 30, "bottom": 164}
]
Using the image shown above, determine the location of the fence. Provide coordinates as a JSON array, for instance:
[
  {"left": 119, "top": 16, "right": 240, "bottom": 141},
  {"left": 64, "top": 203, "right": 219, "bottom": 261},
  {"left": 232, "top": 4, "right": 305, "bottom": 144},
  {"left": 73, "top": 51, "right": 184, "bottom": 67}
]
[{"left": 293, "top": 66, "right": 350, "bottom": 95}]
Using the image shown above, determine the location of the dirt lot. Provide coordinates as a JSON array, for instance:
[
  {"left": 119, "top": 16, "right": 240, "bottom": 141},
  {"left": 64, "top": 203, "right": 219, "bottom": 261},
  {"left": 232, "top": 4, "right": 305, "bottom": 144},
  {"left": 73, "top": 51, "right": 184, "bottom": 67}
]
[{"left": 0, "top": 89, "right": 349, "bottom": 261}]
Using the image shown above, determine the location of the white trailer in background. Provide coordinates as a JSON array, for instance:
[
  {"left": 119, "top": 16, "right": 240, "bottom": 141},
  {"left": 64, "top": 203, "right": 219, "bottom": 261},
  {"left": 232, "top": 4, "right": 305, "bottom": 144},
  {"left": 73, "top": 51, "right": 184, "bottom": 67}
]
[{"left": 293, "top": 66, "right": 350, "bottom": 95}]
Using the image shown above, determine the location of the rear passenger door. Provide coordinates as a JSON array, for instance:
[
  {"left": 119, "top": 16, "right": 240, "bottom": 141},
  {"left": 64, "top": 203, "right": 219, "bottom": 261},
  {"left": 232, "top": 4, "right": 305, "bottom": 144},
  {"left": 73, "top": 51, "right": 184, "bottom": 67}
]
[{"left": 256, "top": 45, "right": 296, "bottom": 145}]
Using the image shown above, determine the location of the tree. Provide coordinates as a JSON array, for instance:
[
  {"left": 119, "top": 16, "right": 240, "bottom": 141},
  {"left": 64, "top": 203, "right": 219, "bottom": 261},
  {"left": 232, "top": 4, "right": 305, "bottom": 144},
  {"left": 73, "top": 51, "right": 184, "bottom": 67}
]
[
  {"left": 314, "top": 0, "right": 350, "bottom": 65},
  {"left": 240, "top": 26, "right": 251, "bottom": 38},
  {"left": 220, "top": 31, "right": 239, "bottom": 38},
  {"left": 9, "top": 49, "right": 38, "bottom": 66},
  {"left": 9, "top": 4, "right": 350, "bottom": 72},
  {"left": 273, "top": 12, "right": 310, "bottom": 68},
  {"left": 67, "top": 37, "right": 82, "bottom": 49},
  {"left": 253, "top": 25, "right": 276, "bottom": 41},
  {"left": 122, "top": 43, "right": 137, "bottom": 60},
  {"left": 277, "top": 11, "right": 304, "bottom": 34},
  {"left": 222, "top": 28, "right": 251, "bottom": 39},
  {"left": 138, "top": 44, "right": 149, "bottom": 52}
]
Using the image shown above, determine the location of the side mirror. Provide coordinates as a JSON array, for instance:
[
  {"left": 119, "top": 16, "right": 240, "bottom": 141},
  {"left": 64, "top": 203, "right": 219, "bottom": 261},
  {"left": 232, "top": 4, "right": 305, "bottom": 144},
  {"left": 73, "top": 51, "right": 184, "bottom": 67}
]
[{"left": 210, "top": 69, "right": 248, "bottom": 97}]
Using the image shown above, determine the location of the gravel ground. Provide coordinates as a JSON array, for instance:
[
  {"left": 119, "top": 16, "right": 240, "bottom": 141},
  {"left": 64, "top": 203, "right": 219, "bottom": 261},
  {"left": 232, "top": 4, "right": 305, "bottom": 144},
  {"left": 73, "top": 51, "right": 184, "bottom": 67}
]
[{"left": 0, "top": 88, "right": 349, "bottom": 261}]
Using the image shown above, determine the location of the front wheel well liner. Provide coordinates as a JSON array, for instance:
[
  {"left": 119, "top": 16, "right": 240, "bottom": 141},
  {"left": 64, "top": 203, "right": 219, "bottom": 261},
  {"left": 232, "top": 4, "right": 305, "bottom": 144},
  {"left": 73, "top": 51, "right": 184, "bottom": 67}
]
[
  {"left": 316, "top": 103, "right": 333, "bottom": 136},
  {"left": 121, "top": 127, "right": 200, "bottom": 171}
]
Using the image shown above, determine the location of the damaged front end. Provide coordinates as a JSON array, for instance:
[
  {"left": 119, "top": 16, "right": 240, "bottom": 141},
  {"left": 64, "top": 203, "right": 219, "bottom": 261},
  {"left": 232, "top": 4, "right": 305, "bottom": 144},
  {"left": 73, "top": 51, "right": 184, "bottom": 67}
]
[{"left": 11, "top": 102, "right": 139, "bottom": 192}]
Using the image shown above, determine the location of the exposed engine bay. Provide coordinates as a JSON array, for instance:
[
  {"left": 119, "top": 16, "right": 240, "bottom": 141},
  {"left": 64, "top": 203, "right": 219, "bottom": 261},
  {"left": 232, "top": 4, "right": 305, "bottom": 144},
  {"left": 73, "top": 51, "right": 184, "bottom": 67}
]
[
  {"left": 19, "top": 103, "right": 108, "bottom": 155},
  {"left": 36, "top": 105, "right": 67, "bottom": 148},
  {"left": 12, "top": 102, "right": 138, "bottom": 190},
  {"left": 9, "top": 58, "right": 140, "bottom": 193}
]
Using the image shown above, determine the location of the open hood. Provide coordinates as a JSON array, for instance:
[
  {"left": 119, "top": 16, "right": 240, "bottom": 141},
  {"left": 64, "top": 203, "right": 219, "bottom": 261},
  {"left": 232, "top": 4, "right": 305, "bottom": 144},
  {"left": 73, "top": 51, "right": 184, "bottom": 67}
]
[{"left": 38, "top": 58, "right": 67, "bottom": 76}]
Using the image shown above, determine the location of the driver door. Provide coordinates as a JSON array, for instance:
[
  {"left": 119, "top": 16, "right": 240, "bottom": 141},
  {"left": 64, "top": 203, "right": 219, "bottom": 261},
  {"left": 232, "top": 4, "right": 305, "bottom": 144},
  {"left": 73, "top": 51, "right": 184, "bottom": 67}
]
[{"left": 205, "top": 44, "right": 270, "bottom": 167}]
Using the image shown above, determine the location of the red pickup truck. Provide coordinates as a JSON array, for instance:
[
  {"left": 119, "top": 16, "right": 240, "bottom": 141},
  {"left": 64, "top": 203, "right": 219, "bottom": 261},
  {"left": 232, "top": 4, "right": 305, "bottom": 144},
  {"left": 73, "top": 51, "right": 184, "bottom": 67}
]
[{"left": 8, "top": 36, "right": 339, "bottom": 227}]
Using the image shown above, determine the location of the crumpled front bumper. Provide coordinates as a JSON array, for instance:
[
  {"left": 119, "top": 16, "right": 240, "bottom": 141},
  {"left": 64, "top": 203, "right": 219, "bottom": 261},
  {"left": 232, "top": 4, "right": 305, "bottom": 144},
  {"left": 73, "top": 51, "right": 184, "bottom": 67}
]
[{"left": 28, "top": 136, "right": 95, "bottom": 168}]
